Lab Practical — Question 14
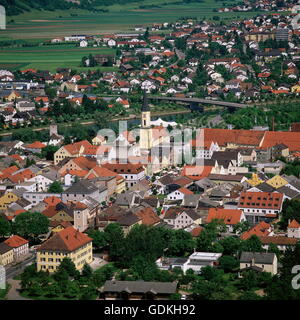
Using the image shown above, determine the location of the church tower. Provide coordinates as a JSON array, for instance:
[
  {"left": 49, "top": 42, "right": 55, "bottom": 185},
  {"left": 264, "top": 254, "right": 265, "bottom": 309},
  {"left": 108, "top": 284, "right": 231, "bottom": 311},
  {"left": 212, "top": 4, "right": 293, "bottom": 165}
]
[{"left": 139, "top": 92, "right": 153, "bottom": 150}]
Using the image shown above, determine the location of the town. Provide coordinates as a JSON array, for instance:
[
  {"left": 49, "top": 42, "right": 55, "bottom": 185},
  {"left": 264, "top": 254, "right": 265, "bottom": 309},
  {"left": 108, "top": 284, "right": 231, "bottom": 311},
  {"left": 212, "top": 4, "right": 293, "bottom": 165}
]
[{"left": 0, "top": 0, "right": 300, "bottom": 301}]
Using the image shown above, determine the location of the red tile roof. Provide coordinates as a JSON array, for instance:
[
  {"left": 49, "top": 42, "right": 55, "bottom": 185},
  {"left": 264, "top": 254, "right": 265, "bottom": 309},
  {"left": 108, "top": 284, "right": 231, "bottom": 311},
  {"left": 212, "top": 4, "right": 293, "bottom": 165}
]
[
  {"left": 241, "top": 221, "right": 272, "bottom": 240},
  {"left": 4, "top": 235, "right": 28, "bottom": 248},
  {"left": 288, "top": 219, "right": 300, "bottom": 229},
  {"left": 25, "top": 141, "right": 46, "bottom": 149},
  {"left": 260, "top": 236, "right": 297, "bottom": 246},
  {"left": 260, "top": 131, "right": 300, "bottom": 152},
  {"left": 181, "top": 165, "right": 213, "bottom": 180},
  {"left": 207, "top": 208, "right": 243, "bottom": 225},
  {"left": 37, "top": 226, "right": 92, "bottom": 252},
  {"left": 134, "top": 207, "right": 160, "bottom": 226},
  {"left": 201, "top": 128, "right": 264, "bottom": 147},
  {"left": 238, "top": 191, "right": 283, "bottom": 210}
]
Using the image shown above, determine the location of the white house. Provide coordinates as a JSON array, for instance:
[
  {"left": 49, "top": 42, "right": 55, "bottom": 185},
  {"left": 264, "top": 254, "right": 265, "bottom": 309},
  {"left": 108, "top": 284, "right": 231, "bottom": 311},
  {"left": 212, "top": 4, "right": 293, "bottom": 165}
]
[
  {"left": 4, "top": 235, "right": 29, "bottom": 260},
  {"left": 80, "top": 40, "right": 88, "bottom": 47},
  {"left": 163, "top": 208, "right": 201, "bottom": 229},
  {"left": 167, "top": 187, "right": 193, "bottom": 201},
  {"left": 287, "top": 219, "right": 300, "bottom": 238},
  {"left": 156, "top": 252, "right": 222, "bottom": 274},
  {"left": 28, "top": 174, "right": 55, "bottom": 192}
]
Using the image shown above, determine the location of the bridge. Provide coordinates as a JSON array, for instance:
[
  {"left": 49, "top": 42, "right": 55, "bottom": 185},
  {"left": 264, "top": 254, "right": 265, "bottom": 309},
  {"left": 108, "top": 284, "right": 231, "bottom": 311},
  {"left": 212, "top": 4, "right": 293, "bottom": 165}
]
[{"left": 148, "top": 96, "right": 248, "bottom": 112}]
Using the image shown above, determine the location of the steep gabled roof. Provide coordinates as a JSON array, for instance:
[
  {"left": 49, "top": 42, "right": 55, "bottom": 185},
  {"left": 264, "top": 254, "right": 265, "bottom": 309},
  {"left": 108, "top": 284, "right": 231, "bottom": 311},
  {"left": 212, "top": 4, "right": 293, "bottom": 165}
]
[{"left": 37, "top": 226, "right": 92, "bottom": 252}]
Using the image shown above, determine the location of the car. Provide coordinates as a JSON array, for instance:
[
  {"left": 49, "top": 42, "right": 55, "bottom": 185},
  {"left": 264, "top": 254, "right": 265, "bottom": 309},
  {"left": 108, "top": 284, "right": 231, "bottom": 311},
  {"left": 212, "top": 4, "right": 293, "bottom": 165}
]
[{"left": 181, "top": 294, "right": 187, "bottom": 300}]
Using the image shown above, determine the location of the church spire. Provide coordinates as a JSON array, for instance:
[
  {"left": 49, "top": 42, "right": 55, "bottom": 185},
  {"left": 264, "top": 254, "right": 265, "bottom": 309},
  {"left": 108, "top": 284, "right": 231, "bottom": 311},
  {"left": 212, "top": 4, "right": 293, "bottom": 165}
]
[{"left": 142, "top": 91, "right": 150, "bottom": 112}]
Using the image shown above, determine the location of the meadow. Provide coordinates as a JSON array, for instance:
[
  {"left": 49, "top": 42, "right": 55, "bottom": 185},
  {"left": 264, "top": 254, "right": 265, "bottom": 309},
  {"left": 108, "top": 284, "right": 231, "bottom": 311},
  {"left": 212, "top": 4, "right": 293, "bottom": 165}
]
[
  {"left": 0, "top": 44, "right": 116, "bottom": 72},
  {"left": 1, "top": 0, "right": 266, "bottom": 40},
  {"left": 0, "top": 0, "right": 275, "bottom": 72}
]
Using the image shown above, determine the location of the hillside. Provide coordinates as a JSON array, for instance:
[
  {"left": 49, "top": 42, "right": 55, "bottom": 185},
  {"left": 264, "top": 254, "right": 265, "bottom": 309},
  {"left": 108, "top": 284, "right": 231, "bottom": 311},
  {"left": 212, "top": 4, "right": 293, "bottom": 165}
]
[{"left": 0, "top": 0, "right": 154, "bottom": 16}]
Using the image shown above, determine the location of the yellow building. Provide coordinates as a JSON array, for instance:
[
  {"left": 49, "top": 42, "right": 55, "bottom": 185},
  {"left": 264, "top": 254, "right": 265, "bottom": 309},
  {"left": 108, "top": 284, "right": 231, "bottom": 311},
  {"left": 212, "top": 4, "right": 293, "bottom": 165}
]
[
  {"left": 266, "top": 175, "right": 288, "bottom": 189},
  {"left": 54, "top": 140, "right": 91, "bottom": 165},
  {"left": 291, "top": 85, "right": 300, "bottom": 93},
  {"left": 0, "top": 242, "right": 14, "bottom": 266},
  {"left": 139, "top": 94, "right": 153, "bottom": 150},
  {"left": 0, "top": 192, "right": 19, "bottom": 210},
  {"left": 36, "top": 226, "right": 93, "bottom": 273},
  {"left": 245, "top": 32, "right": 275, "bottom": 42},
  {"left": 6, "top": 90, "right": 21, "bottom": 102},
  {"left": 246, "top": 173, "right": 264, "bottom": 187}
]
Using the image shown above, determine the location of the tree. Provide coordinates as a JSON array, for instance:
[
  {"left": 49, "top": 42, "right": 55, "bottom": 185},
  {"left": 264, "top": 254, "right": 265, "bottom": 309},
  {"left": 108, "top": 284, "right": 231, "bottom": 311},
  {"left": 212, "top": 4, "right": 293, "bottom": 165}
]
[
  {"left": 57, "top": 257, "right": 79, "bottom": 279},
  {"left": 239, "top": 270, "right": 258, "bottom": 291},
  {"left": 41, "top": 145, "right": 59, "bottom": 161},
  {"left": 130, "top": 255, "right": 159, "bottom": 281},
  {"left": 87, "top": 230, "right": 107, "bottom": 250},
  {"left": 82, "top": 263, "right": 93, "bottom": 279},
  {"left": 64, "top": 281, "right": 80, "bottom": 299},
  {"left": 13, "top": 211, "right": 49, "bottom": 239},
  {"left": 168, "top": 229, "right": 195, "bottom": 256},
  {"left": 219, "top": 237, "right": 241, "bottom": 256},
  {"left": 241, "top": 235, "right": 263, "bottom": 252},
  {"left": 219, "top": 256, "right": 239, "bottom": 272},
  {"left": 233, "top": 221, "right": 250, "bottom": 235},
  {"left": 48, "top": 181, "right": 63, "bottom": 193},
  {"left": 104, "top": 223, "right": 125, "bottom": 263},
  {"left": 0, "top": 217, "right": 11, "bottom": 238}
]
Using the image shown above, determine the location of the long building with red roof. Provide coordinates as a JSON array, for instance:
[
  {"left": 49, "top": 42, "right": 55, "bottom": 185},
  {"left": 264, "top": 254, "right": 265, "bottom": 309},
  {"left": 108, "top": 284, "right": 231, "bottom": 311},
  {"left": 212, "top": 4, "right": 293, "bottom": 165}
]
[{"left": 36, "top": 226, "right": 93, "bottom": 272}]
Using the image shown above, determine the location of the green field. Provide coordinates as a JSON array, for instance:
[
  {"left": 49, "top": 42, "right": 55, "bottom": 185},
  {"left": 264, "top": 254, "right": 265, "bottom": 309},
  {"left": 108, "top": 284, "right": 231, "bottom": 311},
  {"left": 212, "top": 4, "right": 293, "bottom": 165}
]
[
  {"left": 0, "top": 0, "right": 278, "bottom": 72},
  {"left": 0, "top": 0, "right": 269, "bottom": 40},
  {"left": 0, "top": 44, "right": 116, "bottom": 72}
]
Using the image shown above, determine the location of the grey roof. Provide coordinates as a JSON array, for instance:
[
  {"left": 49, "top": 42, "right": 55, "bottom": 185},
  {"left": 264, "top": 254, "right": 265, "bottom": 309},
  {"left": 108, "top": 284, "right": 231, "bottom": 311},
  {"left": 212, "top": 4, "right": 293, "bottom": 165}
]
[
  {"left": 211, "top": 150, "right": 239, "bottom": 161},
  {"left": 240, "top": 252, "right": 275, "bottom": 264},
  {"left": 115, "top": 191, "right": 144, "bottom": 207},
  {"left": 117, "top": 213, "right": 141, "bottom": 226},
  {"left": 0, "top": 242, "right": 13, "bottom": 255},
  {"left": 103, "top": 280, "right": 177, "bottom": 294},
  {"left": 255, "top": 182, "right": 275, "bottom": 193},
  {"left": 63, "top": 180, "right": 98, "bottom": 194},
  {"left": 182, "top": 194, "right": 201, "bottom": 207},
  {"left": 276, "top": 186, "right": 300, "bottom": 199}
]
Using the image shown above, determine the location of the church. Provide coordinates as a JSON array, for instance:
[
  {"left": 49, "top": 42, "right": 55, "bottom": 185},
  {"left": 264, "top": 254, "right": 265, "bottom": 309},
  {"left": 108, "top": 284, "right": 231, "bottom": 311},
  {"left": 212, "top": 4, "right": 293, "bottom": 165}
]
[{"left": 92, "top": 93, "right": 175, "bottom": 175}]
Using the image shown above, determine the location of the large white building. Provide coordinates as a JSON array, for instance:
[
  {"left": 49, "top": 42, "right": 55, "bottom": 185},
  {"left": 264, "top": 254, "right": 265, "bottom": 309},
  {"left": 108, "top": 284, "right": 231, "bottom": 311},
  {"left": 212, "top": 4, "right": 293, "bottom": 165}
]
[{"left": 156, "top": 252, "right": 222, "bottom": 274}]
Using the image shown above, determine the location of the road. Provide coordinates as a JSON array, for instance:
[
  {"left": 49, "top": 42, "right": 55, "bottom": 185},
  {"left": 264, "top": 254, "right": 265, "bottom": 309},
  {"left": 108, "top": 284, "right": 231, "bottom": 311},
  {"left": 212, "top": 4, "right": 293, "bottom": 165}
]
[
  {"left": 149, "top": 96, "right": 248, "bottom": 109},
  {"left": 5, "top": 254, "right": 35, "bottom": 279},
  {"left": 6, "top": 279, "right": 30, "bottom": 300}
]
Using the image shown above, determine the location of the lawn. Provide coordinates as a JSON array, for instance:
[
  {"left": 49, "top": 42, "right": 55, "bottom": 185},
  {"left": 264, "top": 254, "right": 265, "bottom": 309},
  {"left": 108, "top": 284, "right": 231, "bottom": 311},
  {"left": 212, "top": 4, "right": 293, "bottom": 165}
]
[
  {"left": 0, "top": 44, "right": 116, "bottom": 72},
  {"left": 1, "top": 0, "right": 274, "bottom": 39}
]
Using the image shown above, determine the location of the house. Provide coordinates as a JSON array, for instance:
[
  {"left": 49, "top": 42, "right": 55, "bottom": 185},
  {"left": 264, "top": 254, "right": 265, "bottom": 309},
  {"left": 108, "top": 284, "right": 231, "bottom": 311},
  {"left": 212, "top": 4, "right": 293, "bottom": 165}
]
[
  {"left": 167, "top": 187, "right": 194, "bottom": 201},
  {"left": 238, "top": 191, "right": 284, "bottom": 225},
  {"left": 260, "top": 236, "right": 297, "bottom": 252},
  {"left": 4, "top": 235, "right": 29, "bottom": 260},
  {"left": 240, "top": 221, "right": 273, "bottom": 240},
  {"left": 156, "top": 252, "right": 222, "bottom": 274},
  {"left": 101, "top": 280, "right": 177, "bottom": 300},
  {"left": 36, "top": 226, "right": 93, "bottom": 273},
  {"left": 54, "top": 140, "right": 92, "bottom": 165},
  {"left": 0, "top": 242, "right": 14, "bottom": 266},
  {"left": 239, "top": 252, "right": 278, "bottom": 275},
  {"left": 163, "top": 207, "right": 202, "bottom": 229},
  {"left": 80, "top": 40, "right": 88, "bottom": 47},
  {"left": 24, "top": 141, "right": 46, "bottom": 154},
  {"left": 287, "top": 219, "right": 300, "bottom": 238},
  {"left": 102, "top": 163, "right": 146, "bottom": 188},
  {"left": 62, "top": 180, "right": 107, "bottom": 203},
  {"left": 206, "top": 208, "right": 246, "bottom": 232}
]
